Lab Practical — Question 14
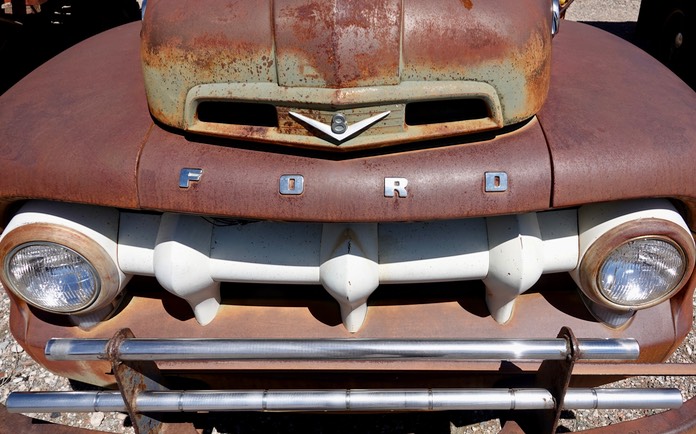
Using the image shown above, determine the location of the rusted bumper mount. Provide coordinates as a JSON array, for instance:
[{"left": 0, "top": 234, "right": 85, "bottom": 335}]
[{"left": 4, "top": 327, "right": 691, "bottom": 434}]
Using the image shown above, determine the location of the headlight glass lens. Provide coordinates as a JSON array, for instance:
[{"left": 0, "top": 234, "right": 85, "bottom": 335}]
[
  {"left": 599, "top": 238, "right": 685, "bottom": 307},
  {"left": 6, "top": 243, "right": 100, "bottom": 313}
]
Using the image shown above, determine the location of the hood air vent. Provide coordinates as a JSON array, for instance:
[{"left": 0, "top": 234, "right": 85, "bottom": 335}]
[
  {"left": 182, "top": 82, "right": 505, "bottom": 151},
  {"left": 197, "top": 102, "right": 278, "bottom": 128},
  {"left": 405, "top": 99, "right": 489, "bottom": 126}
]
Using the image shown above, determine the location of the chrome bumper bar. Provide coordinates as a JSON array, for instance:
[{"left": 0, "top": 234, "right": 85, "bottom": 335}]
[
  {"left": 6, "top": 388, "right": 683, "bottom": 413},
  {"left": 44, "top": 337, "right": 640, "bottom": 361},
  {"left": 5, "top": 328, "right": 686, "bottom": 434}
]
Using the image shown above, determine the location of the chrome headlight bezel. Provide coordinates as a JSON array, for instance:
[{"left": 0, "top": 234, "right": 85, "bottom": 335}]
[
  {"left": 551, "top": 0, "right": 561, "bottom": 36},
  {"left": 0, "top": 223, "right": 121, "bottom": 315},
  {"left": 578, "top": 218, "right": 695, "bottom": 311}
]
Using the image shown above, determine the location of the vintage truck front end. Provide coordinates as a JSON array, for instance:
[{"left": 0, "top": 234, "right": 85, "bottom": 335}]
[{"left": 1, "top": 0, "right": 696, "bottom": 432}]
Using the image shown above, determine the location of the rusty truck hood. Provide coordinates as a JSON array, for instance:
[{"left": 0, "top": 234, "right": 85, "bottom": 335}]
[
  {"left": 2, "top": 21, "right": 696, "bottom": 224},
  {"left": 141, "top": 0, "right": 552, "bottom": 151}
]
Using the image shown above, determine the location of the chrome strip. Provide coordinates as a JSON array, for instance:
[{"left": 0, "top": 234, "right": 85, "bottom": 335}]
[
  {"left": 45, "top": 338, "right": 640, "bottom": 362},
  {"left": 6, "top": 388, "right": 682, "bottom": 414}
]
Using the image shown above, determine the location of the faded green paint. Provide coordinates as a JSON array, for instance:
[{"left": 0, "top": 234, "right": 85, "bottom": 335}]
[{"left": 142, "top": 0, "right": 552, "bottom": 150}]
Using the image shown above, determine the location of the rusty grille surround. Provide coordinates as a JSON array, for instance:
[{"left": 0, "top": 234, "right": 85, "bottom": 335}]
[{"left": 183, "top": 81, "right": 504, "bottom": 151}]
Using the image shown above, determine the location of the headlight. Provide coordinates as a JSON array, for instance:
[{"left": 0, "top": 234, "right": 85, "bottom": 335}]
[
  {"left": 578, "top": 218, "right": 695, "bottom": 311},
  {"left": 0, "top": 220, "right": 122, "bottom": 315},
  {"left": 5, "top": 243, "right": 100, "bottom": 313},
  {"left": 598, "top": 237, "right": 685, "bottom": 307}
]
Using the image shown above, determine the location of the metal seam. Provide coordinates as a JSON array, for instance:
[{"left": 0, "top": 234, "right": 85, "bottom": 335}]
[
  {"left": 346, "top": 389, "right": 351, "bottom": 411},
  {"left": 428, "top": 389, "right": 434, "bottom": 411},
  {"left": 591, "top": 388, "right": 598, "bottom": 409},
  {"left": 262, "top": 389, "right": 268, "bottom": 411}
]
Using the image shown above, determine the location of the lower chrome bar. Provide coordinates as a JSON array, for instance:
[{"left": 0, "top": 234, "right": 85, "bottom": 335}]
[
  {"left": 6, "top": 391, "right": 128, "bottom": 413},
  {"left": 44, "top": 338, "right": 640, "bottom": 361},
  {"left": 6, "top": 388, "right": 682, "bottom": 414},
  {"left": 562, "top": 388, "right": 684, "bottom": 409}
]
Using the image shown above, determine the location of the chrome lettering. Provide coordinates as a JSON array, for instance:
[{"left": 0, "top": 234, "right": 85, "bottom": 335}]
[
  {"left": 179, "top": 168, "right": 203, "bottom": 188},
  {"left": 485, "top": 172, "right": 508, "bottom": 192},
  {"left": 384, "top": 178, "right": 408, "bottom": 198},
  {"left": 280, "top": 175, "right": 305, "bottom": 195}
]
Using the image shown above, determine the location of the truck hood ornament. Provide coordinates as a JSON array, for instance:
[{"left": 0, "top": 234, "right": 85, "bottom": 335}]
[{"left": 289, "top": 111, "right": 391, "bottom": 142}]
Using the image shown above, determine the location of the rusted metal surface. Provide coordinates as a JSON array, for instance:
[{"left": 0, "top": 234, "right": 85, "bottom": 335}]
[
  {"left": 108, "top": 329, "right": 164, "bottom": 434},
  {"left": 537, "top": 21, "right": 696, "bottom": 213},
  {"left": 137, "top": 118, "right": 552, "bottom": 222},
  {"left": 571, "top": 362, "right": 696, "bottom": 377},
  {"left": 8, "top": 274, "right": 691, "bottom": 387},
  {"left": 493, "top": 328, "right": 584, "bottom": 434},
  {"left": 534, "top": 327, "right": 579, "bottom": 433},
  {"left": 273, "top": 0, "right": 402, "bottom": 88},
  {"left": 0, "top": 21, "right": 150, "bottom": 210},
  {"left": 141, "top": 0, "right": 552, "bottom": 144},
  {"left": 499, "top": 420, "right": 529, "bottom": 434},
  {"left": 0, "top": 21, "right": 695, "bottom": 225},
  {"left": 669, "top": 281, "right": 696, "bottom": 358},
  {"left": 183, "top": 81, "right": 506, "bottom": 151},
  {"left": 495, "top": 327, "right": 583, "bottom": 434},
  {"left": 140, "top": 0, "right": 275, "bottom": 126},
  {"left": 0, "top": 8, "right": 694, "bottom": 433},
  {"left": 107, "top": 329, "right": 197, "bottom": 434},
  {"left": 401, "top": 0, "right": 551, "bottom": 123}
]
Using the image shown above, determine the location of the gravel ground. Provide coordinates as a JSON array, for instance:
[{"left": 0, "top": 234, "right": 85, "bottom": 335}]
[
  {"left": 2, "top": 1, "right": 695, "bottom": 433},
  {"left": 565, "top": 0, "right": 642, "bottom": 22},
  {"left": 0, "top": 288, "right": 133, "bottom": 433}
]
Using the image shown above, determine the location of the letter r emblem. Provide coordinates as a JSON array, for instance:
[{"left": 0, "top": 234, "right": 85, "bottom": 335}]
[{"left": 384, "top": 177, "right": 408, "bottom": 198}]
